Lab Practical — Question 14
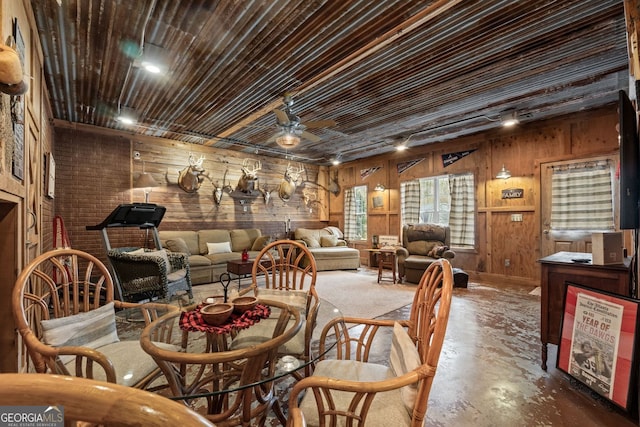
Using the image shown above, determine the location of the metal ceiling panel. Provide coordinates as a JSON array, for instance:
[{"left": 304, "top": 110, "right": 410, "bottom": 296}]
[{"left": 31, "top": 0, "right": 629, "bottom": 164}]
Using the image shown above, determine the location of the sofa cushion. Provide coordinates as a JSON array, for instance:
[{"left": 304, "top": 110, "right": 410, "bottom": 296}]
[
  {"left": 159, "top": 231, "right": 200, "bottom": 257},
  {"left": 205, "top": 252, "right": 240, "bottom": 265},
  {"left": 302, "top": 236, "right": 321, "bottom": 248},
  {"left": 251, "top": 235, "right": 272, "bottom": 251},
  {"left": 230, "top": 229, "right": 262, "bottom": 252},
  {"left": 207, "top": 241, "right": 232, "bottom": 254},
  {"left": 188, "top": 254, "right": 212, "bottom": 267},
  {"left": 198, "top": 230, "right": 231, "bottom": 255},
  {"left": 165, "top": 238, "right": 191, "bottom": 255},
  {"left": 320, "top": 235, "right": 338, "bottom": 247}
]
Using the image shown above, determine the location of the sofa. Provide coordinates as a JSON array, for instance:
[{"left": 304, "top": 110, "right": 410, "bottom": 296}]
[
  {"left": 397, "top": 224, "right": 455, "bottom": 284},
  {"left": 294, "top": 227, "right": 360, "bottom": 271},
  {"left": 158, "top": 229, "right": 271, "bottom": 285}
]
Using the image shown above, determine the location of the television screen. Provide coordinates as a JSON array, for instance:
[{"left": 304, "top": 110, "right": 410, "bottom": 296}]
[{"left": 619, "top": 89, "right": 640, "bottom": 230}]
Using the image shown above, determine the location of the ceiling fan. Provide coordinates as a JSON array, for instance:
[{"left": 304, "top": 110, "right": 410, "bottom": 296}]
[{"left": 268, "top": 93, "right": 336, "bottom": 149}]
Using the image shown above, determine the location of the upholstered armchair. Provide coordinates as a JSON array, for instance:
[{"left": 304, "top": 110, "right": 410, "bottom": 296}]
[
  {"left": 397, "top": 224, "right": 455, "bottom": 283},
  {"left": 107, "top": 247, "right": 193, "bottom": 302}
]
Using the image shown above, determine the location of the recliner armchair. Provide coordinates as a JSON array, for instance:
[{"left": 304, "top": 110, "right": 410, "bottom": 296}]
[
  {"left": 107, "top": 247, "right": 193, "bottom": 302},
  {"left": 397, "top": 223, "right": 455, "bottom": 283}
]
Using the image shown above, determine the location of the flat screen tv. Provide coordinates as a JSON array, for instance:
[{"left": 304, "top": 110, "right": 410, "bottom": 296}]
[{"left": 619, "top": 89, "right": 640, "bottom": 230}]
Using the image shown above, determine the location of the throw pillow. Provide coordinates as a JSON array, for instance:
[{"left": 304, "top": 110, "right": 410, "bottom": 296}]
[
  {"left": 207, "top": 241, "right": 232, "bottom": 255},
  {"left": 251, "top": 235, "right": 272, "bottom": 251},
  {"left": 389, "top": 322, "right": 421, "bottom": 415},
  {"left": 301, "top": 236, "right": 320, "bottom": 248},
  {"left": 320, "top": 235, "right": 338, "bottom": 247},
  {"left": 427, "top": 245, "right": 449, "bottom": 258},
  {"left": 41, "top": 302, "right": 120, "bottom": 365},
  {"left": 165, "top": 238, "right": 190, "bottom": 255}
]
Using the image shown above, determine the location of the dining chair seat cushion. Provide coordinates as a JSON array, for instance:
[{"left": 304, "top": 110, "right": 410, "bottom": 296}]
[
  {"left": 298, "top": 359, "right": 411, "bottom": 426},
  {"left": 41, "top": 302, "right": 120, "bottom": 365},
  {"left": 389, "top": 322, "right": 421, "bottom": 413},
  {"left": 62, "top": 340, "right": 180, "bottom": 387},
  {"left": 230, "top": 318, "right": 306, "bottom": 354}
]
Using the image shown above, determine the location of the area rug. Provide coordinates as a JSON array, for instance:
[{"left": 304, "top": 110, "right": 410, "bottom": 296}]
[{"left": 189, "top": 269, "right": 418, "bottom": 320}]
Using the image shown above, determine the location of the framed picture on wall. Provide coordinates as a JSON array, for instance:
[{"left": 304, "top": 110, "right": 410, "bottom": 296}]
[{"left": 557, "top": 282, "right": 640, "bottom": 412}]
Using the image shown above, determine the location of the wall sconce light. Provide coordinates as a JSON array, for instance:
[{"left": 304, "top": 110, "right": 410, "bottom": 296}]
[
  {"left": 374, "top": 183, "right": 386, "bottom": 192},
  {"left": 134, "top": 160, "right": 159, "bottom": 202},
  {"left": 496, "top": 164, "right": 511, "bottom": 179}
]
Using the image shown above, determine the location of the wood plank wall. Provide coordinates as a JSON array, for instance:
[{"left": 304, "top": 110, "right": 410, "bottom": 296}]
[{"left": 333, "top": 106, "right": 621, "bottom": 285}]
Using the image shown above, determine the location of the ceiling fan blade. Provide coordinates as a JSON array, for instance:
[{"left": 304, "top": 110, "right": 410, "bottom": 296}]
[
  {"left": 274, "top": 109, "right": 290, "bottom": 125},
  {"left": 303, "top": 119, "right": 336, "bottom": 129},
  {"left": 301, "top": 130, "right": 321, "bottom": 142}
]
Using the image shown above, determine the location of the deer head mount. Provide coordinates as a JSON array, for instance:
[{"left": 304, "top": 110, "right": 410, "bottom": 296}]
[
  {"left": 260, "top": 183, "right": 275, "bottom": 205},
  {"left": 213, "top": 168, "right": 232, "bottom": 205},
  {"left": 278, "top": 163, "right": 305, "bottom": 202},
  {"left": 178, "top": 153, "right": 210, "bottom": 193},
  {"left": 328, "top": 170, "right": 340, "bottom": 196},
  {"left": 236, "top": 159, "right": 261, "bottom": 194}
]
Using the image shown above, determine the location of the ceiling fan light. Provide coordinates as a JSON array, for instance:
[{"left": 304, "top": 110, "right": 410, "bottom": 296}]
[{"left": 275, "top": 133, "right": 301, "bottom": 149}]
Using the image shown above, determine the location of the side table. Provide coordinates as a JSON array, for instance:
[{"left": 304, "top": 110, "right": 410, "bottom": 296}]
[
  {"left": 376, "top": 249, "right": 397, "bottom": 284},
  {"left": 219, "top": 259, "right": 271, "bottom": 301}
]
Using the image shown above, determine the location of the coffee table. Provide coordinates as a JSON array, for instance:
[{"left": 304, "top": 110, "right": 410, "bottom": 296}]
[{"left": 219, "top": 259, "right": 270, "bottom": 301}]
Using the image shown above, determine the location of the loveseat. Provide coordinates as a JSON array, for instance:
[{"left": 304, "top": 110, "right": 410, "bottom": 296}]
[
  {"left": 294, "top": 227, "right": 360, "bottom": 271},
  {"left": 158, "top": 229, "right": 271, "bottom": 285},
  {"left": 397, "top": 224, "right": 455, "bottom": 283}
]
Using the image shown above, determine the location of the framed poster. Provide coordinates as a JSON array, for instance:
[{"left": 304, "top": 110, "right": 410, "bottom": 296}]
[{"left": 557, "top": 282, "right": 640, "bottom": 411}]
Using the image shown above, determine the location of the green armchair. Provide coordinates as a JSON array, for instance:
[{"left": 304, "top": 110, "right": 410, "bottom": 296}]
[{"left": 107, "top": 247, "right": 193, "bottom": 302}]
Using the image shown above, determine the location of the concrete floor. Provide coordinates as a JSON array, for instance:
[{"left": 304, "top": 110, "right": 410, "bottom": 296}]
[{"left": 382, "top": 279, "right": 639, "bottom": 427}]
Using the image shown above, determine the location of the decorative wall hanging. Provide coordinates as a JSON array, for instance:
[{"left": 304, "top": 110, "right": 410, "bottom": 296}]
[
  {"left": 557, "top": 283, "right": 639, "bottom": 412},
  {"left": 259, "top": 183, "right": 275, "bottom": 205},
  {"left": 442, "top": 149, "right": 476, "bottom": 167},
  {"left": 397, "top": 158, "right": 424, "bottom": 175},
  {"left": 10, "top": 19, "right": 25, "bottom": 180},
  {"left": 360, "top": 166, "right": 381, "bottom": 181},
  {"left": 213, "top": 168, "right": 232, "bottom": 205},
  {"left": 177, "top": 153, "right": 210, "bottom": 193},
  {"left": 501, "top": 188, "right": 524, "bottom": 199},
  {"left": 328, "top": 170, "right": 340, "bottom": 196},
  {"left": 278, "top": 163, "right": 305, "bottom": 202},
  {"left": 236, "top": 158, "right": 261, "bottom": 195}
]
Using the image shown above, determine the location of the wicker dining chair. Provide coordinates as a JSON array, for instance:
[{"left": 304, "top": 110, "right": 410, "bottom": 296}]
[
  {"left": 230, "top": 239, "right": 320, "bottom": 377},
  {"left": 12, "top": 248, "right": 180, "bottom": 389},
  {"left": 287, "top": 258, "right": 454, "bottom": 427}
]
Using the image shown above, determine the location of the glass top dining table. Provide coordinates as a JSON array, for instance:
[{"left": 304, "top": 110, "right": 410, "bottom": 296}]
[{"left": 132, "top": 297, "right": 343, "bottom": 424}]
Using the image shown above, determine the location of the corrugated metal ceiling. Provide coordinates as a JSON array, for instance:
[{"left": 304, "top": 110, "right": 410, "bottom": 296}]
[{"left": 31, "top": 0, "right": 629, "bottom": 164}]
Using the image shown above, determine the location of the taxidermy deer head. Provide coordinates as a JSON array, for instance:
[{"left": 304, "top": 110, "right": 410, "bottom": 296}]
[
  {"left": 278, "top": 163, "right": 305, "bottom": 202},
  {"left": 178, "top": 153, "right": 210, "bottom": 193},
  {"left": 236, "top": 159, "right": 261, "bottom": 194}
]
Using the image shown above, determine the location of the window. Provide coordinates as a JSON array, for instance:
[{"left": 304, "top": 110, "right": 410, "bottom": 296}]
[
  {"left": 344, "top": 185, "right": 367, "bottom": 240},
  {"left": 401, "top": 173, "right": 475, "bottom": 247},
  {"left": 550, "top": 162, "right": 614, "bottom": 230}
]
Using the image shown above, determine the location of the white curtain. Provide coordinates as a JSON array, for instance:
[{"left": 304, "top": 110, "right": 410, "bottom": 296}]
[
  {"left": 400, "top": 181, "right": 420, "bottom": 226},
  {"left": 551, "top": 163, "right": 614, "bottom": 230},
  {"left": 449, "top": 174, "right": 475, "bottom": 247},
  {"left": 343, "top": 188, "right": 358, "bottom": 240}
]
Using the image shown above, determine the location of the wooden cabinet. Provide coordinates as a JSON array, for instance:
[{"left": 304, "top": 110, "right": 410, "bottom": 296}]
[{"left": 538, "top": 251, "right": 632, "bottom": 370}]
